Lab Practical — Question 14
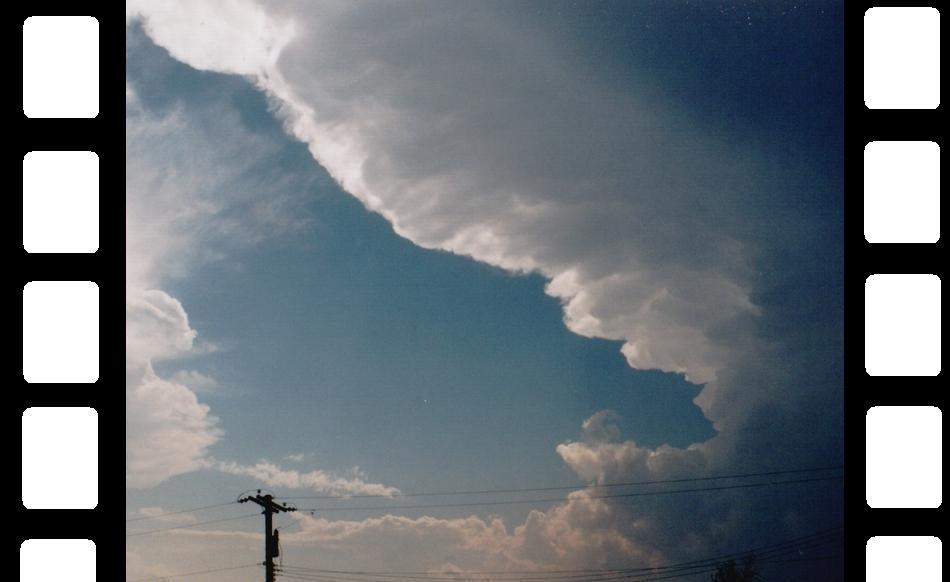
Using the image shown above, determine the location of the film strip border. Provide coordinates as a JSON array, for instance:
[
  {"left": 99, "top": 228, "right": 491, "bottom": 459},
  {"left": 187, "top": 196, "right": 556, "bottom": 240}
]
[
  {"left": 16, "top": 3, "right": 122, "bottom": 582},
  {"left": 9, "top": 3, "right": 943, "bottom": 581},
  {"left": 850, "top": 1, "right": 946, "bottom": 579}
]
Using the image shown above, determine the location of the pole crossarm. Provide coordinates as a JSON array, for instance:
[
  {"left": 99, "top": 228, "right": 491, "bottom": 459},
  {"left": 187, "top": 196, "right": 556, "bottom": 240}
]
[
  {"left": 238, "top": 491, "right": 296, "bottom": 582},
  {"left": 239, "top": 492, "right": 298, "bottom": 513}
]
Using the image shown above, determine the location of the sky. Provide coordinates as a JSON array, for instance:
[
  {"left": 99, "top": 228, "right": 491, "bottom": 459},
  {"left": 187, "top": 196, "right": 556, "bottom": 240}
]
[{"left": 125, "top": 2, "right": 844, "bottom": 581}]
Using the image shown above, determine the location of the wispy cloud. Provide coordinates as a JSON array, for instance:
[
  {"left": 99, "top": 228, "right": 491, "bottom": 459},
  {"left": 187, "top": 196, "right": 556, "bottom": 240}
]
[
  {"left": 170, "top": 370, "right": 219, "bottom": 394},
  {"left": 125, "top": 66, "right": 310, "bottom": 487},
  {"left": 215, "top": 460, "right": 400, "bottom": 497},
  {"left": 132, "top": 507, "right": 199, "bottom": 525}
]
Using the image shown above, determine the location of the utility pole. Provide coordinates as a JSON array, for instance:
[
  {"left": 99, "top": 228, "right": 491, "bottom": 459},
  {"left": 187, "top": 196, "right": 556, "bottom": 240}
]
[{"left": 239, "top": 491, "right": 296, "bottom": 582}]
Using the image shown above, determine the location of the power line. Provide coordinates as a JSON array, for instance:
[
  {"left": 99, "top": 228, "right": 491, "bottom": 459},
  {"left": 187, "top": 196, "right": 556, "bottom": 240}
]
[
  {"left": 277, "top": 554, "right": 838, "bottom": 582},
  {"left": 120, "top": 466, "right": 843, "bottom": 525},
  {"left": 126, "top": 512, "right": 262, "bottom": 537},
  {"left": 122, "top": 473, "right": 841, "bottom": 539},
  {"left": 126, "top": 563, "right": 261, "bottom": 582},
  {"left": 126, "top": 501, "right": 238, "bottom": 523},
  {"left": 279, "top": 465, "right": 844, "bottom": 500},
  {"left": 756, "top": 555, "right": 840, "bottom": 564},
  {"left": 629, "top": 527, "right": 842, "bottom": 575},
  {"left": 275, "top": 570, "right": 725, "bottom": 582},
  {"left": 295, "top": 474, "right": 842, "bottom": 514},
  {"left": 282, "top": 567, "right": 685, "bottom": 582},
  {"left": 275, "top": 527, "right": 841, "bottom": 582},
  {"left": 277, "top": 526, "right": 840, "bottom": 576}
]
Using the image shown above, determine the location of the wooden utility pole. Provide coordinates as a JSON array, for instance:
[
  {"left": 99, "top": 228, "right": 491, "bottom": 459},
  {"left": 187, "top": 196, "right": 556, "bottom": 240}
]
[{"left": 239, "top": 491, "right": 296, "bottom": 582}]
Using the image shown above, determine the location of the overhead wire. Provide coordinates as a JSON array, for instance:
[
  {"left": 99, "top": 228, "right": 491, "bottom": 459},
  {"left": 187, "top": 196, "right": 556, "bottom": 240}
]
[
  {"left": 123, "top": 468, "right": 842, "bottom": 556},
  {"left": 277, "top": 553, "right": 836, "bottom": 582},
  {"left": 282, "top": 527, "right": 840, "bottom": 577},
  {"left": 126, "top": 501, "right": 239, "bottom": 523},
  {"left": 294, "top": 474, "right": 843, "bottom": 514},
  {"left": 273, "top": 571, "right": 725, "bottom": 582},
  {"left": 277, "top": 553, "right": 838, "bottom": 582},
  {"left": 126, "top": 512, "right": 262, "bottom": 537},
  {"left": 125, "top": 562, "right": 262, "bottom": 582},
  {"left": 279, "top": 465, "right": 844, "bottom": 500},
  {"left": 122, "top": 466, "right": 843, "bottom": 527},
  {"left": 275, "top": 527, "right": 842, "bottom": 582}
]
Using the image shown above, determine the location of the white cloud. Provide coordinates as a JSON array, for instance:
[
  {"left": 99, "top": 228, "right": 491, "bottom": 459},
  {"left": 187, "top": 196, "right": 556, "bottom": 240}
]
[
  {"left": 555, "top": 410, "right": 707, "bottom": 484},
  {"left": 284, "top": 512, "right": 524, "bottom": 571},
  {"left": 126, "top": 281, "right": 220, "bottom": 487},
  {"left": 280, "top": 486, "right": 665, "bottom": 573},
  {"left": 126, "top": 359, "right": 220, "bottom": 488},
  {"left": 125, "top": 73, "right": 309, "bottom": 487},
  {"left": 125, "top": 1, "right": 766, "bottom": 401},
  {"left": 126, "top": 551, "right": 175, "bottom": 582},
  {"left": 129, "top": 413, "right": 840, "bottom": 578},
  {"left": 126, "top": 289, "right": 196, "bottom": 365},
  {"left": 126, "top": 0, "right": 293, "bottom": 76},
  {"left": 127, "top": 532, "right": 260, "bottom": 582},
  {"left": 125, "top": 83, "right": 311, "bottom": 293},
  {"left": 125, "top": 0, "right": 798, "bottom": 471},
  {"left": 272, "top": 413, "right": 825, "bottom": 572},
  {"left": 170, "top": 370, "right": 219, "bottom": 393},
  {"left": 127, "top": 0, "right": 843, "bottom": 571},
  {"left": 133, "top": 507, "right": 199, "bottom": 525},
  {"left": 215, "top": 460, "right": 400, "bottom": 497}
]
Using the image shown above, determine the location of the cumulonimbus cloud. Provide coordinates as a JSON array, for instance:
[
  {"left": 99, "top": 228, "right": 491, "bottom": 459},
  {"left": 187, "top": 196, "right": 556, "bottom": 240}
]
[
  {"left": 126, "top": 0, "right": 843, "bottom": 573},
  {"left": 127, "top": 0, "right": 763, "bottom": 389},
  {"left": 124, "top": 0, "right": 830, "bottom": 449}
]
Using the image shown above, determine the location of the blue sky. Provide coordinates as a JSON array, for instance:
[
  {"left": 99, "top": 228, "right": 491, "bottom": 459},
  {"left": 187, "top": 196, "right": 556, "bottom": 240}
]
[
  {"left": 129, "top": 23, "right": 714, "bottom": 491},
  {"left": 126, "top": 2, "right": 843, "bottom": 581}
]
